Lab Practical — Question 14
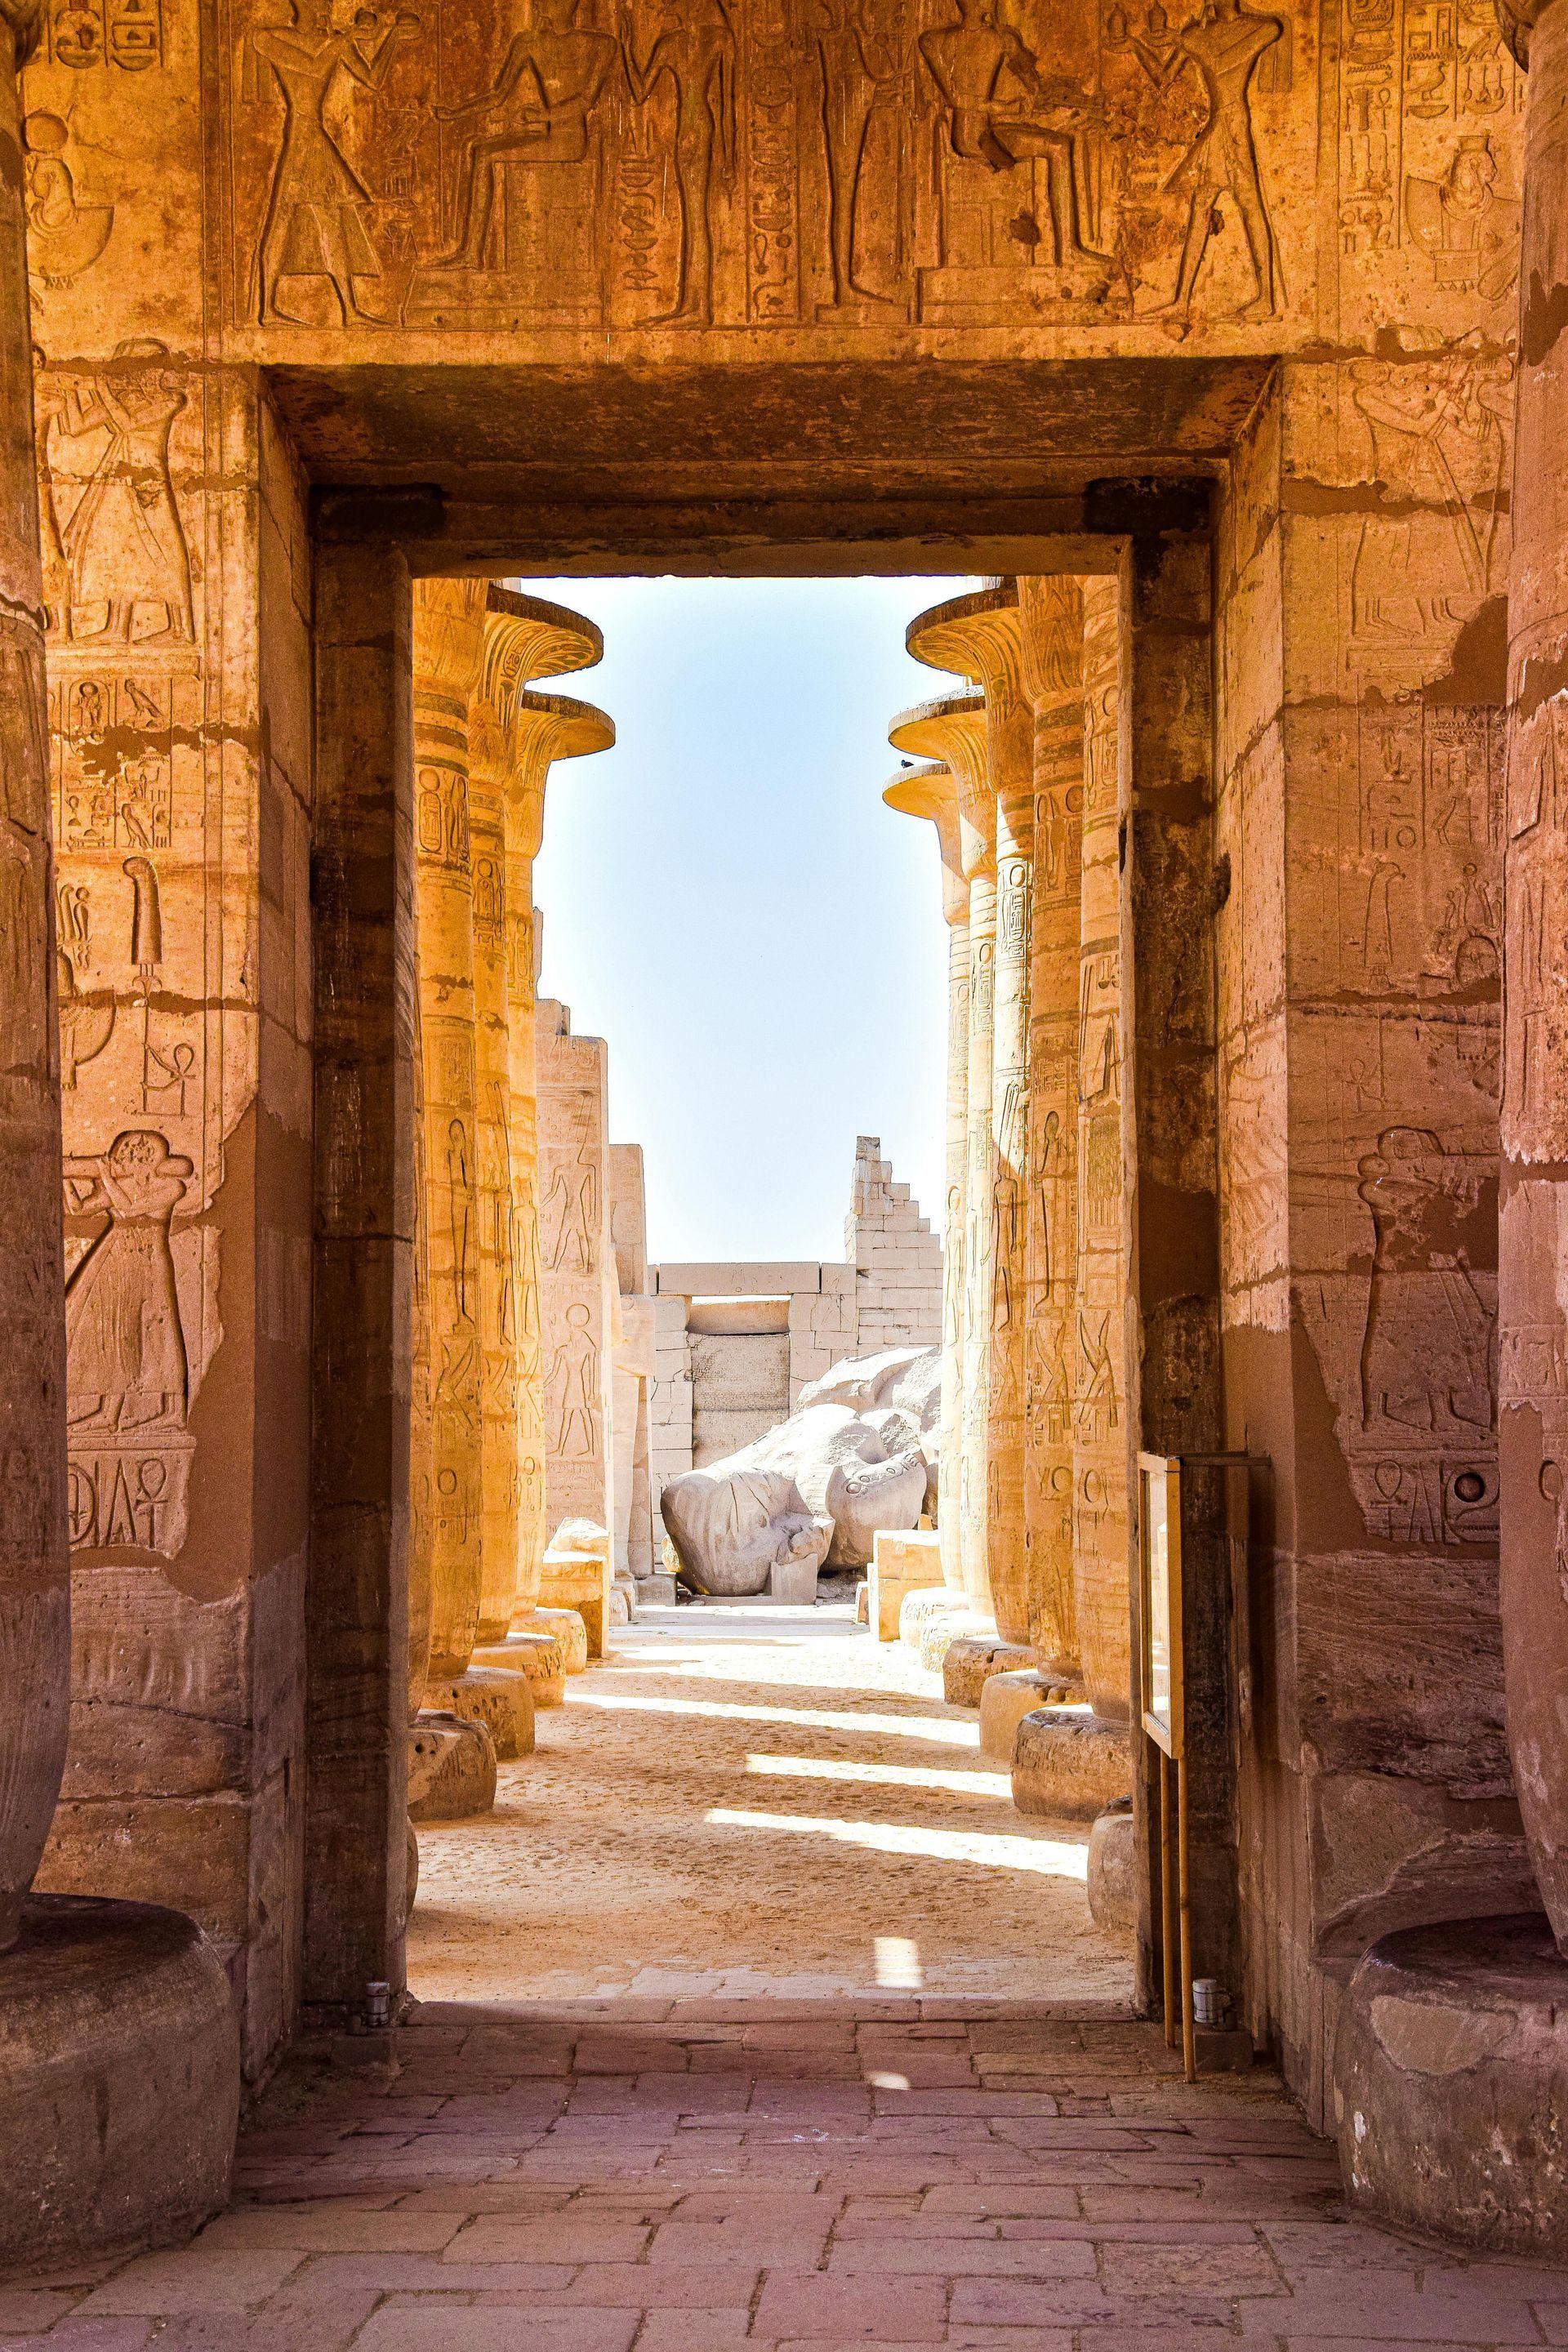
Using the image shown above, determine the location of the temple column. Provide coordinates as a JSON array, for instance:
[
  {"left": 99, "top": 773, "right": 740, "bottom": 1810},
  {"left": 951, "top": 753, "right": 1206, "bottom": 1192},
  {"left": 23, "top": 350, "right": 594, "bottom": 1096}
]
[
  {"left": 1018, "top": 577, "right": 1086, "bottom": 1686},
  {"left": 411, "top": 581, "right": 490, "bottom": 1743},
  {"left": 0, "top": 0, "right": 66, "bottom": 1950},
  {"left": 889, "top": 685, "right": 993, "bottom": 1627},
  {"left": 1497, "top": 0, "right": 1568, "bottom": 1948},
  {"left": 882, "top": 758, "right": 969, "bottom": 1596},
  {"left": 1072, "top": 579, "right": 1132, "bottom": 1724},
  {"left": 908, "top": 589, "right": 1033, "bottom": 1637},
  {"left": 466, "top": 593, "right": 613, "bottom": 1682}
]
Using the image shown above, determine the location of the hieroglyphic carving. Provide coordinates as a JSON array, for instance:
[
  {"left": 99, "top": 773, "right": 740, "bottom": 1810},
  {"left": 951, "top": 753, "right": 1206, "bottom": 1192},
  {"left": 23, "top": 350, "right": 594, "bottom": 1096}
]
[
  {"left": 23, "top": 112, "right": 114, "bottom": 286},
  {"left": 48, "top": 0, "right": 164, "bottom": 71},
  {"left": 220, "top": 0, "right": 1313, "bottom": 334},
  {"left": 62, "top": 1130, "right": 194, "bottom": 1557},
  {"left": 537, "top": 1004, "right": 614, "bottom": 1533}
]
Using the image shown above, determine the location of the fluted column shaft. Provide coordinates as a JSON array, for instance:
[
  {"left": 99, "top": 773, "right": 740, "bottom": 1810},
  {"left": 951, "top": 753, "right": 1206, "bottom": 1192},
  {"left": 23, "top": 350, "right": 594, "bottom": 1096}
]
[
  {"left": 0, "top": 0, "right": 68, "bottom": 1951},
  {"left": 412, "top": 579, "right": 489, "bottom": 1685},
  {"left": 1019, "top": 577, "right": 1086, "bottom": 1679},
  {"left": 1073, "top": 579, "right": 1131, "bottom": 1720},
  {"left": 1497, "top": 0, "right": 1568, "bottom": 1946}
]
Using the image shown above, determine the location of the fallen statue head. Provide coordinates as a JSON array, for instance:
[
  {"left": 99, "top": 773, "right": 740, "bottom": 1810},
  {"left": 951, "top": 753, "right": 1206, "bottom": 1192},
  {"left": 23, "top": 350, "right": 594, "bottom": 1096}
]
[{"left": 658, "top": 1346, "right": 939, "bottom": 1596}]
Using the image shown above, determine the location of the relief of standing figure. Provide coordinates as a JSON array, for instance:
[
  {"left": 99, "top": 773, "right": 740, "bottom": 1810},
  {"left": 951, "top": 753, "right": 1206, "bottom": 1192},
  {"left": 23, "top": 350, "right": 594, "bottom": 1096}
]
[
  {"left": 248, "top": 0, "right": 419, "bottom": 325},
  {"left": 1128, "top": 0, "right": 1283, "bottom": 324},
  {"left": 63, "top": 1130, "right": 191, "bottom": 1431},
  {"left": 621, "top": 0, "right": 737, "bottom": 324},
  {"left": 806, "top": 1, "right": 904, "bottom": 308}
]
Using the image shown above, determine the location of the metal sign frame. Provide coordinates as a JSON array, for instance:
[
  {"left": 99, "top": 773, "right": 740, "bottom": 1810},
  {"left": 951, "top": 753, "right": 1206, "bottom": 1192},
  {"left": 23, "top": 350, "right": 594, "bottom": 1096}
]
[{"left": 1138, "top": 1451, "right": 1183, "bottom": 1759}]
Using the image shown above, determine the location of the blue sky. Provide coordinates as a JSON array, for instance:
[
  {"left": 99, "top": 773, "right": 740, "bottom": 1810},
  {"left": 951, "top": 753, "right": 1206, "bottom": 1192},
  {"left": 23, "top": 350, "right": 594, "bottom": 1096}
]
[{"left": 524, "top": 575, "right": 971, "bottom": 1266}]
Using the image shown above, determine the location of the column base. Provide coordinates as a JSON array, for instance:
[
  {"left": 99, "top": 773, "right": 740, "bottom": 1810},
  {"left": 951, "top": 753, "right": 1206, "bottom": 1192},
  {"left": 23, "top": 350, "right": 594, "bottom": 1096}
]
[
  {"left": 409, "top": 1711, "right": 497, "bottom": 1822},
  {"left": 1334, "top": 1913, "right": 1568, "bottom": 2257},
  {"left": 514, "top": 1606, "right": 590, "bottom": 1675},
  {"left": 898, "top": 1586, "right": 969, "bottom": 1650},
  {"left": 473, "top": 1630, "right": 567, "bottom": 1707},
  {"left": 1087, "top": 1797, "right": 1136, "bottom": 1938},
  {"left": 980, "top": 1668, "right": 1077, "bottom": 1762},
  {"left": 0, "top": 1895, "right": 238, "bottom": 2270},
  {"left": 1011, "top": 1707, "right": 1134, "bottom": 1820},
  {"left": 423, "top": 1665, "right": 536, "bottom": 1761},
  {"left": 945, "top": 1638, "right": 1042, "bottom": 1708}
]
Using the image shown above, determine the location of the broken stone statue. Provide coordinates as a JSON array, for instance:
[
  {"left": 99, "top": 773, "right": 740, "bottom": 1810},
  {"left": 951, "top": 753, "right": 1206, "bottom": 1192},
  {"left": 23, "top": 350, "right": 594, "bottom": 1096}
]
[{"left": 660, "top": 1348, "right": 938, "bottom": 1596}]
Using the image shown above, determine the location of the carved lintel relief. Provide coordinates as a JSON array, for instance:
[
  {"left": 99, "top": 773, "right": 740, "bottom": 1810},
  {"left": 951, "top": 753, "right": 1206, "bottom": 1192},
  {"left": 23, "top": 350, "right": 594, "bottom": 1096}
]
[{"left": 219, "top": 0, "right": 1321, "bottom": 336}]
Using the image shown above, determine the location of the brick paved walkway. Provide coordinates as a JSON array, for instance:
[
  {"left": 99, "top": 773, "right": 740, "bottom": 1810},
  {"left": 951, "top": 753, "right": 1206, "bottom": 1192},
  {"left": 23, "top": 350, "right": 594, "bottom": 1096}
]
[{"left": 7, "top": 2003, "right": 1566, "bottom": 2349}]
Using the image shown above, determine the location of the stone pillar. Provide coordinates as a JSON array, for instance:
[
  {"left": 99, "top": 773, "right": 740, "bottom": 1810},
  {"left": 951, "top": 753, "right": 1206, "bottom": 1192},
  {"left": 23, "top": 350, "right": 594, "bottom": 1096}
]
[
  {"left": 537, "top": 999, "right": 617, "bottom": 1545},
  {"left": 0, "top": 0, "right": 67, "bottom": 1951},
  {"left": 466, "top": 633, "right": 520, "bottom": 1653},
  {"left": 889, "top": 685, "right": 993, "bottom": 1615},
  {"left": 1074, "top": 578, "right": 1131, "bottom": 1722},
  {"left": 882, "top": 758, "right": 969, "bottom": 1594},
  {"left": 411, "top": 581, "right": 488, "bottom": 1689},
  {"left": 908, "top": 588, "right": 1033, "bottom": 1637},
  {"left": 1499, "top": 0, "right": 1568, "bottom": 1947},
  {"left": 502, "top": 678, "right": 615, "bottom": 1611},
  {"left": 1018, "top": 577, "right": 1085, "bottom": 1683},
  {"left": 921, "top": 592, "right": 1029, "bottom": 1655}
]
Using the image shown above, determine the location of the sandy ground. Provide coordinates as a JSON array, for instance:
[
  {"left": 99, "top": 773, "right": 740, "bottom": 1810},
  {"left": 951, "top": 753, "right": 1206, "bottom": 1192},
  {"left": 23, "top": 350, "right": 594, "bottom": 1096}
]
[{"left": 408, "top": 1598, "right": 1135, "bottom": 2007}]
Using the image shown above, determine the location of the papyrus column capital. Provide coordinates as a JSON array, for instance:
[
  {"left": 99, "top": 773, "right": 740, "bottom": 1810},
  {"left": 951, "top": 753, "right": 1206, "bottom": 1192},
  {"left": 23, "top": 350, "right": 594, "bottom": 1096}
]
[
  {"left": 884, "top": 760, "right": 969, "bottom": 928},
  {"left": 889, "top": 693, "right": 992, "bottom": 880}
]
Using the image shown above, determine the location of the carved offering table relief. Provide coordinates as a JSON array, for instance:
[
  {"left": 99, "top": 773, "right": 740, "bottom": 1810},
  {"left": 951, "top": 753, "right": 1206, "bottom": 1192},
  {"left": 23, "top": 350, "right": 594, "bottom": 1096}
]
[
  {"left": 889, "top": 675, "right": 992, "bottom": 1615},
  {"left": 882, "top": 756, "right": 969, "bottom": 1594}
]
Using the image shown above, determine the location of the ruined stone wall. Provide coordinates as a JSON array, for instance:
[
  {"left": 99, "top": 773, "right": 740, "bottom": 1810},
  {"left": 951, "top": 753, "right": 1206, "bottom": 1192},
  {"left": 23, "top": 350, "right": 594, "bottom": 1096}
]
[{"left": 845, "top": 1134, "right": 943, "bottom": 1355}]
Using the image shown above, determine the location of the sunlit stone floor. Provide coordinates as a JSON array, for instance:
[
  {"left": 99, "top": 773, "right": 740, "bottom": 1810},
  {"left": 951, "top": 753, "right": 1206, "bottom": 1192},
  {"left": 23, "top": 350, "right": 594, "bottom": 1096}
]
[
  {"left": 407, "top": 1599, "right": 1129, "bottom": 2007},
  {"left": 10, "top": 1605, "right": 1567, "bottom": 2345}
]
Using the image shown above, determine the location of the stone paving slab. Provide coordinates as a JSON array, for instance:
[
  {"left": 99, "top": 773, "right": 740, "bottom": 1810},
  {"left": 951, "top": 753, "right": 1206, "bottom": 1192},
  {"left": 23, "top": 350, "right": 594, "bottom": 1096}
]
[{"left": 2, "top": 2009, "right": 1566, "bottom": 2348}]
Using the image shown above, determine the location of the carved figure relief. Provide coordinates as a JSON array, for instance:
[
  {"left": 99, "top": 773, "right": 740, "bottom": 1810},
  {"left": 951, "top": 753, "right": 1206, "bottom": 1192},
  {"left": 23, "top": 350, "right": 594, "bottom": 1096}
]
[
  {"left": 920, "top": 0, "right": 1109, "bottom": 297},
  {"left": 625, "top": 2, "right": 737, "bottom": 324},
  {"left": 23, "top": 114, "right": 114, "bottom": 287},
  {"left": 49, "top": 0, "right": 164, "bottom": 69},
  {"left": 548, "top": 1300, "right": 601, "bottom": 1458},
  {"left": 1358, "top": 1125, "right": 1493, "bottom": 1436},
  {"left": 430, "top": 0, "right": 618, "bottom": 283},
  {"left": 1405, "top": 131, "right": 1518, "bottom": 299},
  {"left": 218, "top": 0, "right": 1318, "bottom": 334},
  {"left": 38, "top": 345, "right": 193, "bottom": 645},
  {"left": 247, "top": 0, "right": 419, "bottom": 324},
  {"left": 1120, "top": 0, "right": 1284, "bottom": 323},
  {"left": 808, "top": 0, "right": 904, "bottom": 310},
  {"left": 1350, "top": 346, "right": 1511, "bottom": 644},
  {"left": 62, "top": 1129, "right": 191, "bottom": 1430},
  {"left": 544, "top": 1145, "right": 598, "bottom": 1273}
]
